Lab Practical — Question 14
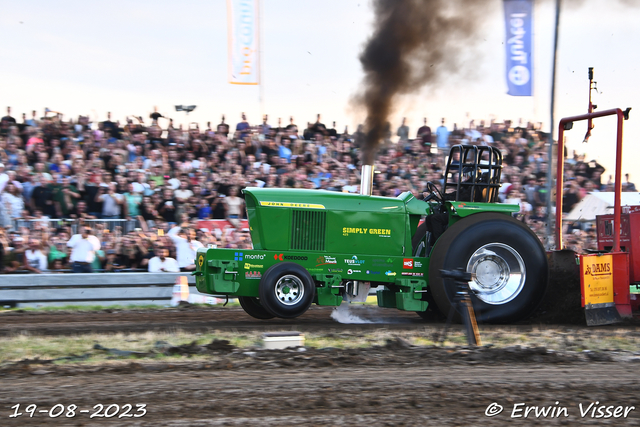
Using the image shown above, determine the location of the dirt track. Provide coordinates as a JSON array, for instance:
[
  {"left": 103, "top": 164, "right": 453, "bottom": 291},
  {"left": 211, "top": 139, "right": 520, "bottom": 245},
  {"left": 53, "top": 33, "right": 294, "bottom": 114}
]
[
  {"left": 0, "top": 305, "right": 427, "bottom": 337},
  {"left": 2, "top": 348, "right": 640, "bottom": 426},
  {"left": 2, "top": 306, "right": 640, "bottom": 425}
]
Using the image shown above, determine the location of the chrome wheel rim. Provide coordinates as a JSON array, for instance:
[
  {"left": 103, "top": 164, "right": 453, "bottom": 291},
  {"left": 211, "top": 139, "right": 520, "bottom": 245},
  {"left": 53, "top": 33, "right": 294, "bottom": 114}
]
[
  {"left": 274, "top": 275, "right": 304, "bottom": 306},
  {"left": 466, "top": 243, "right": 525, "bottom": 305}
]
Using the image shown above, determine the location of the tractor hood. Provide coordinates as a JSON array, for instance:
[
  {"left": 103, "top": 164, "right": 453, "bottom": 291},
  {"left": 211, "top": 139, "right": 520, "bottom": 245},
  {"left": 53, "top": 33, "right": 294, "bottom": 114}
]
[
  {"left": 243, "top": 188, "right": 428, "bottom": 254},
  {"left": 243, "top": 187, "right": 428, "bottom": 215}
]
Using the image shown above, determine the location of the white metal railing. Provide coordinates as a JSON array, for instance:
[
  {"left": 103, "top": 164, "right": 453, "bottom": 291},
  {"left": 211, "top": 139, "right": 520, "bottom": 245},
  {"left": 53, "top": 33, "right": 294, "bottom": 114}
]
[
  {"left": 12, "top": 218, "right": 140, "bottom": 234},
  {"left": 0, "top": 273, "right": 207, "bottom": 308}
]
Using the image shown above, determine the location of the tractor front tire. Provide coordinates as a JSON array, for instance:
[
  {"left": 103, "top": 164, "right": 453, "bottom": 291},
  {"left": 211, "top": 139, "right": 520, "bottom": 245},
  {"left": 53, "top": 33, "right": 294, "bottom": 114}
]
[
  {"left": 238, "top": 296, "right": 275, "bottom": 320},
  {"left": 259, "top": 262, "right": 315, "bottom": 319},
  {"left": 429, "top": 212, "right": 548, "bottom": 323}
]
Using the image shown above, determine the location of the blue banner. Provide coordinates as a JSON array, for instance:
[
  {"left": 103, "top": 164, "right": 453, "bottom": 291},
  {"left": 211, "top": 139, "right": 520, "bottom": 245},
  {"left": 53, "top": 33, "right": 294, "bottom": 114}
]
[{"left": 504, "top": 0, "right": 533, "bottom": 96}]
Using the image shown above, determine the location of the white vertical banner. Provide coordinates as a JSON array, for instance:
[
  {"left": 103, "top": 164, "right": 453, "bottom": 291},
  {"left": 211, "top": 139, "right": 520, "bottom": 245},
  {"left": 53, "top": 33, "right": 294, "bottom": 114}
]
[{"left": 227, "top": 0, "right": 260, "bottom": 85}]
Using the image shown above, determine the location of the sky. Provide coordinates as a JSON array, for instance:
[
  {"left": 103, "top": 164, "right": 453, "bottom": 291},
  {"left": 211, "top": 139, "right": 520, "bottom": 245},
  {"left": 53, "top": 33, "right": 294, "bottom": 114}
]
[{"left": 1, "top": 0, "right": 639, "bottom": 180}]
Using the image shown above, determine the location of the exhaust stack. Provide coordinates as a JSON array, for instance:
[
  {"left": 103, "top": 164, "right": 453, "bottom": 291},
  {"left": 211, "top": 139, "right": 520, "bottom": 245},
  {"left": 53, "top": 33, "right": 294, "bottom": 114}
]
[{"left": 360, "top": 165, "right": 374, "bottom": 196}]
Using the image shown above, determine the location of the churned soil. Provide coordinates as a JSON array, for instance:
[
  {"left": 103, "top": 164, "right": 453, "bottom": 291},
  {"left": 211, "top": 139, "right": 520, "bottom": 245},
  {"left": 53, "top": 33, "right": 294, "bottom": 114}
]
[
  {"left": 0, "top": 305, "right": 428, "bottom": 336},
  {"left": 2, "top": 305, "right": 640, "bottom": 425},
  {"left": 1, "top": 344, "right": 640, "bottom": 426}
]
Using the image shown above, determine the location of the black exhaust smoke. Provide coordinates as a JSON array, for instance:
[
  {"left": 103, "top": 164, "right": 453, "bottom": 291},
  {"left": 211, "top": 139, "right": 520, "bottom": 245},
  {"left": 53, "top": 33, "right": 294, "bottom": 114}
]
[{"left": 354, "top": 0, "right": 490, "bottom": 165}]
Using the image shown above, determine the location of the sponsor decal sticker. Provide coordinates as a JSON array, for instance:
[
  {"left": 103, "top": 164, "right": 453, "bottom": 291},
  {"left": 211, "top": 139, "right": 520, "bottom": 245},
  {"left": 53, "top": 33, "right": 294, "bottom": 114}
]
[
  {"left": 401, "top": 272, "right": 424, "bottom": 277},
  {"left": 244, "top": 263, "right": 264, "bottom": 270},
  {"left": 369, "top": 228, "right": 392, "bottom": 237},
  {"left": 245, "top": 271, "right": 262, "bottom": 279},
  {"left": 342, "top": 227, "right": 392, "bottom": 237},
  {"left": 328, "top": 268, "right": 343, "bottom": 273},
  {"left": 235, "top": 252, "right": 265, "bottom": 261},
  {"left": 415, "top": 261, "right": 423, "bottom": 268},
  {"left": 403, "top": 258, "right": 414, "bottom": 269},
  {"left": 385, "top": 270, "right": 397, "bottom": 277},
  {"left": 583, "top": 255, "right": 614, "bottom": 305},
  {"left": 316, "top": 255, "right": 337, "bottom": 266},
  {"left": 260, "top": 201, "right": 325, "bottom": 209},
  {"left": 344, "top": 256, "right": 365, "bottom": 265},
  {"left": 274, "top": 254, "right": 308, "bottom": 261}
]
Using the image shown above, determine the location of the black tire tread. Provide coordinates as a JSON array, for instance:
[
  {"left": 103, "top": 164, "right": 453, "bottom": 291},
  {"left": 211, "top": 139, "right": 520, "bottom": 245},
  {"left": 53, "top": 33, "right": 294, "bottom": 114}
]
[
  {"left": 429, "top": 212, "right": 548, "bottom": 324},
  {"left": 238, "top": 296, "right": 275, "bottom": 320}
]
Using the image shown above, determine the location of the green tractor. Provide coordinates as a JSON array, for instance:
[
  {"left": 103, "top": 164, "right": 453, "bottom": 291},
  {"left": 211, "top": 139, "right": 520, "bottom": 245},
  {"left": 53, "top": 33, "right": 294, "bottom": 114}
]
[{"left": 193, "top": 145, "right": 548, "bottom": 323}]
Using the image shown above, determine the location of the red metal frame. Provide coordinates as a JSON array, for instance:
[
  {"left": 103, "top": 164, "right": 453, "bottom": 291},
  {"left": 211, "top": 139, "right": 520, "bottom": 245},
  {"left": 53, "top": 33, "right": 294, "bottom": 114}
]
[
  {"left": 597, "top": 211, "right": 640, "bottom": 283},
  {"left": 555, "top": 108, "right": 625, "bottom": 251}
]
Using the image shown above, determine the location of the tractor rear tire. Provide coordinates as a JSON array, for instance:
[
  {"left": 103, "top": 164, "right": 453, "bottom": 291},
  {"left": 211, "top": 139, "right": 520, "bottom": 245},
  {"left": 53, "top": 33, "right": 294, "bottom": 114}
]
[
  {"left": 429, "top": 212, "right": 548, "bottom": 324},
  {"left": 259, "top": 262, "right": 315, "bottom": 319},
  {"left": 238, "top": 296, "right": 275, "bottom": 320}
]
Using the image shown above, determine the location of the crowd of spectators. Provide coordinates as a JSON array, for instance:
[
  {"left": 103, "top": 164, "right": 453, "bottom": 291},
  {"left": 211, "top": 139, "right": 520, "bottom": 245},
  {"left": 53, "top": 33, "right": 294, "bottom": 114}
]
[{"left": 0, "top": 107, "right": 635, "bottom": 273}]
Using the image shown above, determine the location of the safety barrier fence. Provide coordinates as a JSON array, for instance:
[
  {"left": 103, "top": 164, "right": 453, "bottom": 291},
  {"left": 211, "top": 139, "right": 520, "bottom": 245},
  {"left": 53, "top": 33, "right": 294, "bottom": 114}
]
[
  {"left": 0, "top": 272, "right": 377, "bottom": 308},
  {"left": 0, "top": 273, "right": 217, "bottom": 308}
]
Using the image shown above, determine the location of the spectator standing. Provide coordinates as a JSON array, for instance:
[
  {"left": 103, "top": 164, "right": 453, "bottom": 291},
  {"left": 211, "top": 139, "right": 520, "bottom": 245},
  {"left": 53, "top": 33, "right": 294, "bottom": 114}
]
[
  {"left": 523, "top": 175, "right": 538, "bottom": 207},
  {"left": 148, "top": 246, "right": 179, "bottom": 272},
  {"left": 52, "top": 177, "right": 80, "bottom": 218},
  {"left": 123, "top": 183, "right": 142, "bottom": 219},
  {"left": 259, "top": 115, "right": 271, "bottom": 136},
  {"left": 97, "top": 183, "right": 124, "bottom": 219},
  {"left": 436, "top": 118, "right": 450, "bottom": 157},
  {"left": 417, "top": 118, "right": 432, "bottom": 150},
  {"left": 0, "top": 163, "right": 9, "bottom": 193},
  {"left": 286, "top": 116, "right": 298, "bottom": 134},
  {"left": 101, "top": 112, "right": 119, "bottom": 140},
  {"left": 67, "top": 227, "right": 101, "bottom": 273},
  {"left": 217, "top": 115, "right": 230, "bottom": 136},
  {"left": 236, "top": 113, "right": 250, "bottom": 140},
  {"left": 1, "top": 106, "right": 16, "bottom": 123},
  {"left": 223, "top": 187, "right": 244, "bottom": 228},
  {"left": 624, "top": 173, "right": 636, "bottom": 192},
  {"left": 84, "top": 174, "right": 106, "bottom": 218},
  {"left": 396, "top": 118, "right": 409, "bottom": 142},
  {"left": 174, "top": 179, "right": 193, "bottom": 204},
  {"left": 1, "top": 182, "right": 24, "bottom": 226},
  {"left": 158, "top": 188, "right": 177, "bottom": 224},
  {"left": 310, "top": 114, "right": 327, "bottom": 136},
  {"left": 534, "top": 177, "right": 550, "bottom": 208},
  {"left": 167, "top": 225, "right": 203, "bottom": 271},
  {"left": 25, "top": 110, "right": 38, "bottom": 127},
  {"left": 1, "top": 107, "right": 16, "bottom": 135}
]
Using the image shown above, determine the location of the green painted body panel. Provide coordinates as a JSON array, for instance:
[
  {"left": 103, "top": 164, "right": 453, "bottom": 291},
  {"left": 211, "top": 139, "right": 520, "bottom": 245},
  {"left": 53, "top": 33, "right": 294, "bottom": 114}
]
[
  {"left": 195, "top": 246, "right": 428, "bottom": 300},
  {"left": 196, "top": 188, "right": 518, "bottom": 313},
  {"left": 243, "top": 188, "right": 418, "bottom": 255},
  {"left": 447, "top": 201, "right": 519, "bottom": 218},
  {"left": 313, "top": 274, "right": 344, "bottom": 306}
]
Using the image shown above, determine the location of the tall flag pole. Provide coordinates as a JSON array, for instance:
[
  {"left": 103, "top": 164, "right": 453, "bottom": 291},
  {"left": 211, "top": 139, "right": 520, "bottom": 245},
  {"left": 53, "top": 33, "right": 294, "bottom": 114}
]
[
  {"left": 503, "top": 0, "right": 533, "bottom": 96},
  {"left": 227, "top": 0, "right": 260, "bottom": 86},
  {"left": 546, "top": 0, "right": 561, "bottom": 248}
]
